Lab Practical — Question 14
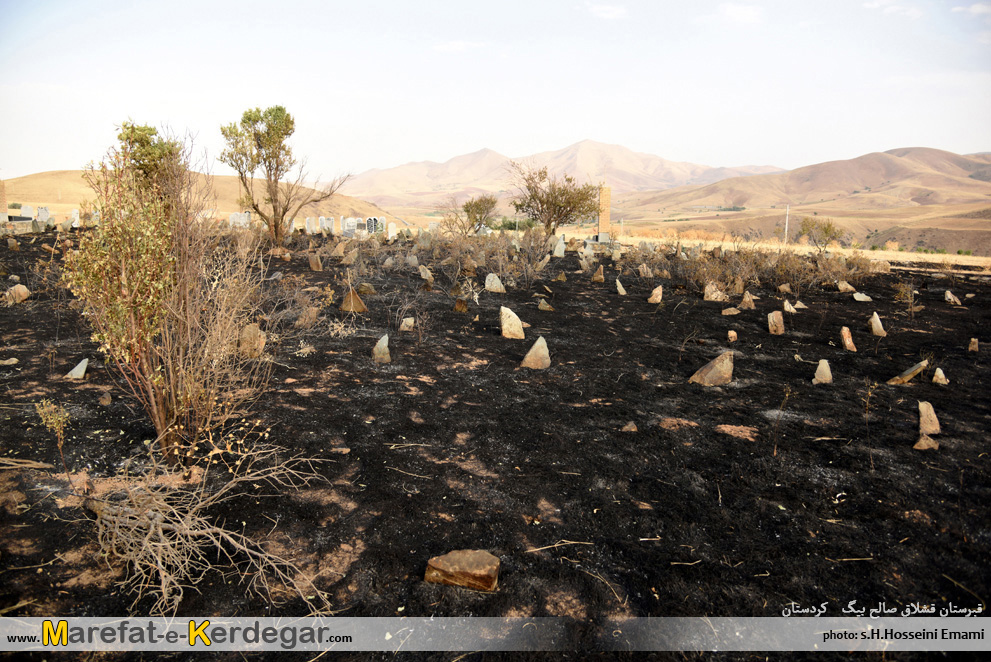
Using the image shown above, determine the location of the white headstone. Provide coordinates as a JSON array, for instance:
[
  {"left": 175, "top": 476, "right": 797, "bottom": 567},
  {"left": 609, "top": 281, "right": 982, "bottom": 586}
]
[
  {"left": 37, "top": 207, "right": 50, "bottom": 224},
  {"left": 319, "top": 216, "right": 332, "bottom": 233},
  {"left": 21, "top": 205, "right": 35, "bottom": 218},
  {"left": 344, "top": 217, "right": 357, "bottom": 237},
  {"left": 387, "top": 222, "right": 398, "bottom": 239},
  {"left": 428, "top": 221, "right": 440, "bottom": 233},
  {"left": 305, "top": 217, "right": 319, "bottom": 234}
]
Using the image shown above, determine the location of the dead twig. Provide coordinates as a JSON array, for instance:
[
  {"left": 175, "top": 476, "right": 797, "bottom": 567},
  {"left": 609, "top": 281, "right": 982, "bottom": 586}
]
[
  {"left": 385, "top": 466, "right": 433, "bottom": 479},
  {"left": 525, "top": 540, "right": 593, "bottom": 553},
  {"left": 579, "top": 568, "right": 626, "bottom": 605}
]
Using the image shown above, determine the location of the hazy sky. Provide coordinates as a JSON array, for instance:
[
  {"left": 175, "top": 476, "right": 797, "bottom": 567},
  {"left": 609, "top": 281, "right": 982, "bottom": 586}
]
[{"left": 1, "top": 0, "right": 989, "bottom": 181}]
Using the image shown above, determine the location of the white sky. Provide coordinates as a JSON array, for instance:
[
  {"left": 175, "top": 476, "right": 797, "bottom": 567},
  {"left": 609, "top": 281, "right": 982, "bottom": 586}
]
[{"left": 1, "top": 0, "right": 989, "bottom": 181}]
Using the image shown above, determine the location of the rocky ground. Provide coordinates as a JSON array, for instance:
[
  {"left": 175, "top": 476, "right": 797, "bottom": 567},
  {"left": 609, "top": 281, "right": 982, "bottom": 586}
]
[{"left": 1, "top": 229, "right": 989, "bottom": 661}]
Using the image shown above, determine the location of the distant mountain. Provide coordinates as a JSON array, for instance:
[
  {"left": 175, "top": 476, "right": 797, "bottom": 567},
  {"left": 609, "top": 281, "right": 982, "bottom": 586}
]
[
  {"left": 616, "top": 147, "right": 991, "bottom": 214},
  {"left": 340, "top": 140, "right": 783, "bottom": 207}
]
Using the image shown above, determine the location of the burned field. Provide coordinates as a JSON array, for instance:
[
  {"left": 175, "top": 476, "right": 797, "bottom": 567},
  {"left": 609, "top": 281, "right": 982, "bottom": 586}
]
[{"left": 1, "top": 230, "right": 989, "bottom": 657}]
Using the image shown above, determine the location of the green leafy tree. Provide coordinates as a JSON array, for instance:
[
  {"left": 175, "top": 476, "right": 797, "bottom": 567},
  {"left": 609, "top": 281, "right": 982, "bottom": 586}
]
[
  {"left": 798, "top": 217, "right": 846, "bottom": 253},
  {"left": 441, "top": 193, "right": 499, "bottom": 236},
  {"left": 219, "top": 106, "right": 349, "bottom": 244},
  {"left": 509, "top": 161, "right": 599, "bottom": 235}
]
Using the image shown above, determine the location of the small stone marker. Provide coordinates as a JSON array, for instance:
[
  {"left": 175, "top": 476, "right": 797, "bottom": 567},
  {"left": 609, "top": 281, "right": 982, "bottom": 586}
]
[
  {"left": 592, "top": 265, "right": 604, "bottom": 283},
  {"left": 4, "top": 284, "right": 31, "bottom": 305},
  {"left": 536, "top": 255, "right": 550, "bottom": 272},
  {"left": 98, "top": 392, "right": 112, "bottom": 406},
  {"left": 886, "top": 359, "right": 928, "bottom": 385},
  {"left": 65, "top": 358, "right": 88, "bottom": 379},
  {"left": 841, "top": 326, "right": 857, "bottom": 352},
  {"left": 648, "top": 285, "right": 663, "bottom": 304},
  {"left": 768, "top": 310, "right": 785, "bottom": 335},
  {"left": 554, "top": 272, "right": 567, "bottom": 282},
  {"left": 538, "top": 299, "right": 554, "bottom": 311},
  {"left": 500, "top": 306, "right": 525, "bottom": 339},
  {"left": 812, "top": 359, "right": 832, "bottom": 385},
  {"left": 794, "top": 301, "right": 808, "bottom": 309},
  {"left": 869, "top": 312, "right": 886, "bottom": 337},
  {"left": 339, "top": 289, "right": 368, "bottom": 313},
  {"left": 406, "top": 254, "right": 419, "bottom": 268},
  {"left": 638, "top": 264, "right": 652, "bottom": 279},
  {"left": 294, "top": 306, "right": 319, "bottom": 328},
  {"left": 419, "top": 265, "right": 434, "bottom": 283},
  {"left": 372, "top": 335, "right": 390, "bottom": 364},
  {"left": 918, "top": 401, "right": 940, "bottom": 435},
  {"left": 239, "top": 324, "right": 266, "bottom": 359},
  {"left": 783, "top": 300, "right": 797, "bottom": 314},
  {"left": 308, "top": 254, "right": 323, "bottom": 272},
  {"left": 424, "top": 549, "right": 500, "bottom": 592},
  {"left": 853, "top": 292, "right": 872, "bottom": 302},
  {"left": 778, "top": 283, "right": 793, "bottom": 294},
  {"left": 932, "top": 368, "right": 949, "bottom": 385},
  {"left": 704, "top": 282, "right": 729, "bottom": 302},
  {"left": 616, "top": 279, "right": 626, "bottom": 296},
  {"left": 914, "top": 435, "right": 939, "bottom": 451},
  {"left": 739, "top": 291, "right": 756, "bottom": 310},
  {"left": 553, "top": 241, "right": 565, "bottom": 258},
  {"left": 331, "top": 242, "right": 346, "bottom": 257},
  {"left": 6, "top": 238, "right": 18, "bottom": 251},
  {"left": 520, "top": 336, "right": 550, "bottom": 369},
  {"left": 944, "top": 290, "right": 962, "bottom": 305},
  {"left": 837, "top": 280, "right": 856, "bottom": 293},
  {"left": 357, "top": 283, "right": 377, "bottom": 296},
  {"left": 722, "top": 307, "right": 740, "bottom": 316},
  {"left": 727, "top": 330, "right": 738, "bottom": 342},
  {"left": 968, "top": 338, "right": 979, "bottom": 352},
  {"left": 621, "top": 421, "right": 638, "bottom": 432},
  {"left": 400, "top": 317, "right": 415, "bottom": 332},
  {"left": 688, "top": 351, "right": 734, "bottom": 386},
  {"left": 485, "top": 273, "right": 506, "bottom": 293}
]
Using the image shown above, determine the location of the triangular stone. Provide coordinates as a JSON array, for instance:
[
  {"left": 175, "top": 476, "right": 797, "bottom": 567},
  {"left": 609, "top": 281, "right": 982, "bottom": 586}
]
[
  {"left": 778, "top": 283, "right": 793, "bottom": 294},
  {"left": 944, "top": 290, "right": 962, "bottom": 306},
  {"left": 406, "top": 254, "right": 419, "bottom": 268},
  {"left": 648, "top": 285, "right": 663, "bottom": 304},
  {"left": 853, "top": 292, "right": 872, "bottom": 302},
  {"left": 688, "top": 351, "right": 734, "bottom": 386},
  {"left": 841, "top": 326, "right": 857, "bottom": 352},
  {"left": 722, "top": 307, "right": 740, "bottom": 316},
  {"left": 538, "top": 299, "right": 554, "bottom": 311},
  {"left": 372, "top": 335, "right": 391, "bottom": 364},
  {"left": 419, "top": 265, "right": 434, "bottom": 282},
  {"left": 500, "top": 306, "right": 525, "bottom": 339},
  {"left": 485, "top": 273, "right": 506, "bottom": 293},
  {"left": 341, "top": 249, "right": 358, "bottom": 266},
  {"left": 794, "top": 301, "right": 808, "bottom": 309},
  {"left": 592, "top": 265, "right": 604, "bottom": 283},
  {"left": 339, "top": 289, "right": 368, "bottom": 313},
  {"left": 554, "top": 272, "right": 567, "bottom": 282},
  {"left": 914, "top": 435, "right": 939, "bottom": 451},
  {"left": 616, "top": 279, "right": 626, "bottom": 296},
  {"left": 918, "top": 401, "right": 940, "bottom": 435},
  {"left": 812, "top": 359, "right": 832, "bottom": 385},
  {"left": 536, "top": 255, "right": 550, "bottom": 272},
  {"left": 308, "top": 253, "right": 323, "bottom": 272},
  {"left": 520, "top": 336, "right": 550, "bottom": 369},
  {"left": 400, "top": 317, "right": 415, "bottom": 332},
  {"left": 65, "top": 358, "right": 88, "bottom": 380},
  {"left": 869, "top": 312, "right": 886, "bottom": 337},
  {"left": 837, "top": 280, "right": 856, "bottom": 293},
  {"left": 932, "top": 368, "right": 949, "bottom": 385},
  {"left": 331, "top": 242, "right": 346, "bottom": 257},
  {"left": 739, "top": 291, "right": 756, "bottom": 310},
  {"left": 783, "top": 300, "right": 797, "bottom": 314}
]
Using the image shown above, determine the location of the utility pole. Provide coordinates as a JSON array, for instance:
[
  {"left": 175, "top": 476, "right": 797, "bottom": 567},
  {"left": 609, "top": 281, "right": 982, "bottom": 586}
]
[{"left": 784, "top": 205, "right": 790, "bottom": 244}]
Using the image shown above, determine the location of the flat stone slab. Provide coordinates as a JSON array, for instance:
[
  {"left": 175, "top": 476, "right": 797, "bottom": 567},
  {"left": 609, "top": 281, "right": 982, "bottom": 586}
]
[
  {"left": 887, "top": 359, "right": 928, "bottom": 385},
  {"left": 425, "top": 549, "right": 499, "bottom": 592},
  {"left": 688, "top": 351, "right": 734, "bottom": 386},
  {"left": 65, "top": 358, "right": 88, "bottom": 380}
]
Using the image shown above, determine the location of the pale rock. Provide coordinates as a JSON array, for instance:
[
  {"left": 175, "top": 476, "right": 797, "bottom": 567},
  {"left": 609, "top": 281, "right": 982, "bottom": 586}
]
[
  {"left": 621, "top": 422, "right": 638, "bottom": 432},
  {"left": 616, "top": 279, "right": 626, "bottom": 296},
  {"left": 357, "top": 283, "right": 377, "bottom": 296},
  {"left": 554, "top": 271, "right": 567, "bottom": 282},
  {"left": 0, "top": 357, "right": 18, "bottom": 366},
  {"left": 485, "top": 273, "right": 506, "bottom": 293},
  {"left": 419, "top": 265, "right": 434, "bottom": 282},
  {"left": 5, "top": 284, "right": 31, "bottom": 305},
  {"left": 794, "top": 301, "right": 807, "bottom": 309},
  {"left": 914, "top": 435, "right": 939, "bottom": 451},
  {"left": 812, "top": 359, "right": 832, "bottom": 385},
  {"left": 783, "top": 300, "right": 797, "bottom": 314},
  {"left": 727, "top": 330, "right": 738, "bottom": 342},
  {"left": 239, "top": 324, "right": 266, "bottom": 359},
  {"left": 520, "top": 336, "right": 550, "bottom": 369},
  {"left": 592, "top": 265, "right": 604, "bottom": 283},
  {"left": 372, "top": 335, "right": 391, "bottom": 364},
  {"left": 739, "top": 291, "right": 756, "bottom": 310},
  {"left": 704, "top": 282, "right": 729, "bottom": 302},
  {"left": 500, "top": 306, "right": 525, "bottom": 339},
  {"left": 648, "top": 285, "right": 663, "bottom": 304},
  {"left": 869, "top": 312, "right": 886, "bottom": 337},
  {"left": 98, "top": 392, "right": 112, "bottom": 406},
  {"left": 886, "top": 359, "right": 929, "bottom": 385},
  {"left": 853, "top": 292, "right": 872, "bottom": 302},
  {"left": 944, "top": 290, "right": 962, "bottom": 306},
  {"left": 406, "top": 254, "right": 419, "bottom": 268},
  {"left": 688, "top": 351, "right": 734, "bottom": 386},
  {"left": 612, "top": 250, "right": 622, "bottom": 261},
  {"left": 7, "top": 238, "right": 19, "bottom": 251},
  {"left": 308, "top": 254, "right": 323, "bottom": 272},
  {"left": 965, "top": 293, "right": 975, "bottom": 299},
  {"left": 918, "top": 401, "right": 940, "bottom": 435},
  {"left": 767, "top": 311, "right": 785, "bottom": 335},
  {"left": 932, "top": 368, "right": 949, "bottom": 385},
  {"left": 841, "top": 326, "right": 857, "bottom": 352},
  {"left": 65, "top": 358, "right": 88, "bottom": 379},
  {"left": 383, "top": 257, "right": 395, "bottom": 269},
  {"left": 294, "top": 306, "right": 320, "bottom": 329},
  {"left": 638, "top": 264, "right": 652, "bottom": 279},
  {"left": 553, "top": 241, "right": 565, "bottom": 258},
  {"left": 331, "top": 242, "right": 346, "bottom": 257},
  {"left": 722, "top": 307, "right": 741, "bottom": 316},
  {"left": 968, "top": 338, "right": 979, "bottom": 352},
  {"left": 538, "top": 299, "right": 554, "bottom": 311},
  {"left": 536, "top": 254, "right": 550, "bottom": 272},
  {"left": 837, "top": 280, "right": 856, "bottom": 293},
  {"left": 778, "top": 283, "right": 793, "bottom": 294},
  {"left": 424, "top": 549, "right": 500, "bottom": 592},
  {"left": 341, "top": 249, "right": 358, "bottom": 265},
  {"left": 400, "top": 317, "right": 415, "bottom": 332}
]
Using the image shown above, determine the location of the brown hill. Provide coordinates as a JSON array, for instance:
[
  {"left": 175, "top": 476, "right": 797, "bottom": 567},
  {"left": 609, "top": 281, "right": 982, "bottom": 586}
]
[
  {"left": 341, "top": 140, "right": 782, "bottom": 207},
  {"left": 4, "top": 170, "right": 395, "bottom": 224}
]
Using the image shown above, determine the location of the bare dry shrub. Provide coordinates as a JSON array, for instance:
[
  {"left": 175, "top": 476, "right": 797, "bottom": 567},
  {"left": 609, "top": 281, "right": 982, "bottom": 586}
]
[
  {"left": 680, "top": 253, "right": 731, "bottom": 294},
  {"left": 771, "top": 250, "right": 817, "bottom": 298},
  {"left": 512, "top": 228, "right": 552, "bottom": 289},
  {"left": 84, "top": 440, "right": 331, "bottom": 615}
]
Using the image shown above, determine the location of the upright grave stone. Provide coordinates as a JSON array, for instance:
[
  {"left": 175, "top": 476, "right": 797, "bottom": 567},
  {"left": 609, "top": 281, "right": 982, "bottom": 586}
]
[
  {"left": 37, "top": 207, "right": 50, "bottom": 226},
  {"left": 387, "top": 222, "right": 398, "bottom": 240},
  {"left": 71, "top": 209, "right": 80, "bottom": 227},
  {"left": 305, "top": 217, "right": 319, "bottom": 234},
  {"left": 21, "top": 204, "right": 35, "bottom": 219},
  {"left": 319, "top": 216, "right": 332, "bottom": 233},
  {"left": 598, "top": 185, "right": 611, "bottom": 238},
  {"left": 343, "top": 217, "right": 357, "bottom": 237}
]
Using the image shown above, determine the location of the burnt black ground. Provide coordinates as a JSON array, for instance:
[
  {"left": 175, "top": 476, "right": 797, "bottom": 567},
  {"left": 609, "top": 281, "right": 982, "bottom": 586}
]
[{"left": 1, "top": 230, "right": 989, "bottom": 661}]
